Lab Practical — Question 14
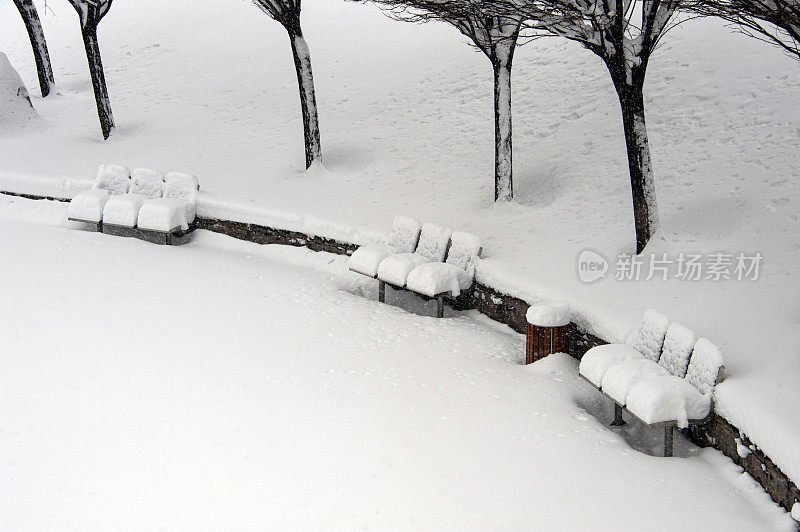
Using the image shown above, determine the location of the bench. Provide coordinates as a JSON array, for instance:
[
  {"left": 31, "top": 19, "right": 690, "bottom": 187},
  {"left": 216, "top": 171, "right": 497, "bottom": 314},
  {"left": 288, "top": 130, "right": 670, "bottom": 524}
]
[
  {"left": 579, "top": 311, "right": 725, "bottom": 456},
  {"left": 348, "top": 218, "right": 481, "bottom": 318},
  {"left": 69, "top": 166, "right": 198, "bottom": 245}
]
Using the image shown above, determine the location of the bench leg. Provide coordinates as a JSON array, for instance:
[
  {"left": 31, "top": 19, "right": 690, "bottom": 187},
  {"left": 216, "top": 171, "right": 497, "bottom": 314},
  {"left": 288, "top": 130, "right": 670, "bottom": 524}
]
[
  {"left": 437, "top": 295, "right": 444, "bottom": 318},
  {"left": 378, "top": 281, "right": 386, "bottom": 303},
  {"left": 664, "top": 426, "right": 674, "bottom": 457},
  {"left": 611, "top": 404, "right": 626, "bottom": 426}
]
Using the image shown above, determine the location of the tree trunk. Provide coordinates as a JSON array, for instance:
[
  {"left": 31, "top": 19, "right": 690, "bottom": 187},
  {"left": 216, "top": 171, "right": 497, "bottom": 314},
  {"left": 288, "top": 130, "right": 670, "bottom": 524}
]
[
  {"left": 13, "top": 0, "right": 54, "bottom": 98},
  {"left": 493, "top": 58, "right": 513, "bottom": 202},
  {"left": 289, "top": 31, "right": 321, "bottom": 169},
  {"left": 81, "top": 25, "right": 115, "bottom": 140},
  {"left": 616, "top": 84, "right": 660, "bottom": 254}
]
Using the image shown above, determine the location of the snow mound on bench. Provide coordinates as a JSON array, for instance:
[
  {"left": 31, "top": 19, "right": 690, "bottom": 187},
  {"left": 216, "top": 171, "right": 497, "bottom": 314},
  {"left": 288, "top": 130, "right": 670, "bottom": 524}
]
[
  {"left": 686, "top": 338, "right": 725, "bottom": 395},
  {"left": 386, "top": 215, "right": 421, "bottom": 253},
  {"left": 579, "top": 343, "right": 644, "bottom": 387},
  {"left": 0, "top": 52, "right": 37, "bottom": 126},
  {"left": 626, "top": 375, "right": 711, "bottom": 428},
  {"left": 102, "top": 194, "right": 146, "bottom": 227},
  {"left": 629, "top": 309, "right": 670, "bottom": 362},
  {"left": 137, "top": 198, "right": 188, "bottom": 232},
  {"left": 415, "top": 223, "right": 451, "bottom": 262},
  {"left": 406, "top": 262, "right": 473, "bottom": 297},
  {"left": 349, "top": 244, "right": 396, "bottom": 277},
  {"left": 68, "top": 189, "right": 110, "bottom": 222},
  {"left": 165, "top": 172, "right": 199, "bottom": 192},
  {"left": 526, "top": 303, "right": 570, "bottom": 327},
  {"left": 94, "top": 164, "right": 130, "bottom": 195},
  {"left": 377, "top": 252, "right": 428, "bottom": 287},
  {"left": 601, "top": 358, "right": 669, "bottom": 405},
  {"left": 444, "top": 231, "right": 481, "bottom": 270},
  {"left": 130, "top": 168, "right": 165, "bottom": 199},
  {"left": 163, "top": 178, "right": 198, "bottom": 222},
  {"left": 658, "top": 322, "right": 696, "bottom": 377}
]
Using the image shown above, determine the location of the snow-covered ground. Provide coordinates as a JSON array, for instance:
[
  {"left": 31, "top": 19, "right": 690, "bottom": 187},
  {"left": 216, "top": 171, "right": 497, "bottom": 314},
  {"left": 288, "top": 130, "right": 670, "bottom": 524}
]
[
  {"left": 0, "top": 0, "right": 798, "bottom": 503},
  {"left": 0, "top": 196, "right": 794, "bottom": 529}
]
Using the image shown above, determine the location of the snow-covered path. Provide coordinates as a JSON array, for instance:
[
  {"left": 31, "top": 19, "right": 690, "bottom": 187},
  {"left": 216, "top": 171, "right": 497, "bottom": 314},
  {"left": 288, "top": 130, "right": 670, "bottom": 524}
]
[{"left": 0, "top": 197, "right": 791, "bottom": 529}]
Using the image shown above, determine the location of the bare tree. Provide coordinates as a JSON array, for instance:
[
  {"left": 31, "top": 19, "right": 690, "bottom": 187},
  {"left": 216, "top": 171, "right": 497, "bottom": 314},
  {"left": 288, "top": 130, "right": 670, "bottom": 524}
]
[
  {"left": 688, "top": 0, "right": 800, "bottom": 59},
  {"left": 359, "top": 1, "right": 522, "bottom": 201},
  {"left": 13, "top": 0, "right": 55, "bottom": 98},
  {"left": 67, "top": 0, "right": 115, "bottom": 139},
  {"left": 481, "top": 0, "right": 687, "bottom": 253},
  {"left": 253, "top": 0, "right": 321, "bottom": 169}
]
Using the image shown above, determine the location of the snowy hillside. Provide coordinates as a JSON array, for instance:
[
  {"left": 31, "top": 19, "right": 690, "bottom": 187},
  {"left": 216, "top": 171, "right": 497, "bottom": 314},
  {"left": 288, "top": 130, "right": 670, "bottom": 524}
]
[
  {"left": 1, "top": 0, "right": 799, "bottom": 491},
  {"left": 0, "top": 51, "right": 36, "bottom": 128}
]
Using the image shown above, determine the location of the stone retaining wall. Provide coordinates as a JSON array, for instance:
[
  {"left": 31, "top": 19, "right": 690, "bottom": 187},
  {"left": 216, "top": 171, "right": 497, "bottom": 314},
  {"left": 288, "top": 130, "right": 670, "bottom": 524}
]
[{"left": 4, "top": 192, "right": 798, "bottom": 519}]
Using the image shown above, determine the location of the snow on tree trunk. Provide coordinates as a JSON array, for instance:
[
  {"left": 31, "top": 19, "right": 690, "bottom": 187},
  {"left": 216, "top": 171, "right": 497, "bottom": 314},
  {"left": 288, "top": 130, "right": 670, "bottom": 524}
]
[
  {"left": 616, "top": 85, "right": 660, "bottom": 254},
  {"left": 13, "top": 0, "right": 55, "bottom": 98},
  {"left": 493, "top": 52, "right": 513, "bottom": 202},
  {"left": 81, "top": 25, "right": 115, "bottom": 140},
  {"left": 289, "top": 32, "right": 321, "bottom": 169}
]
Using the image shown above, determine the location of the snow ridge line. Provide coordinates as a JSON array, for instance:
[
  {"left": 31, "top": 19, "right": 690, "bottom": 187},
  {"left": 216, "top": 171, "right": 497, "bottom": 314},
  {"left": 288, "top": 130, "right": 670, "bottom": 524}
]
[{"left": 2, "top": 188, "right": 798, "bottom": 518}]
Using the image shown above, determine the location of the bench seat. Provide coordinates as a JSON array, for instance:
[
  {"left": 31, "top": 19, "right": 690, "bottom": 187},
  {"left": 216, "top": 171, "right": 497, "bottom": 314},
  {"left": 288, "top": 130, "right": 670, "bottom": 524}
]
[
  {"left": 405, "top": 261, "right": 473, "bottom": 297},
  {"left": 626, "top": 375, "right": 711, "bottom": 428},
  {"left": 600, "top": 358, "right": 669, "bottom": 405},
  {"left": 137, "top": 198, "right": 188, "bottom": 233},
  {"left": 377, "top": 252, "right": 430, "bottom": 287},
  {"left": 102, "top": 193, "right": 146, "bottom": 228},
  {"left": 68, "top": 188, "right": 110, "bottom": 227},
  {"left": 579, "top": 343, "right": 645, "bottom": 387},
  {"left": 350, "top": 244, "right": 406, "bottom": 278}
]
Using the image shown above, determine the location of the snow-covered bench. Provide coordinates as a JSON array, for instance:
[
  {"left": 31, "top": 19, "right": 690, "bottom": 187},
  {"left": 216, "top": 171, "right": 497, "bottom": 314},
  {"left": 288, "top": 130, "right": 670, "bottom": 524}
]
[
  {"left": 376, "top": 222, "right": 452, "bottom": 304},
  {"left": 579, "top": 312, "right": 725, "bottom": 456},
  {"left": 405, "top": 231, "right": 482, "bottom": 317},
  {"left": 348, "top": 215, "right": 422, "bottom": 279},
  {"left": 67, "top": 164, "right": 131, "bottom": 230},
  {"left": 101, "top": 168, "right": 165, "bottom": 238},
  {"left": 136, "top": 172, "right": 199, "bottom": 245}
]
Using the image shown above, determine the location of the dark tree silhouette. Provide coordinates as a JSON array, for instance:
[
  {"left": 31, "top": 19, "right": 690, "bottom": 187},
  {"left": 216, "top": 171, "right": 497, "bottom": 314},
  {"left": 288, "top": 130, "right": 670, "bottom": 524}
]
[
  {"left": 13, "top": 0, "right": 55, "bottom": 98},
  {"left": 67, "top": 0, "right": 115, "bottom": 139},
  {"left": 688, "top": 0, "right": 800, "bottom": 59},
  {"left": 253, "top": 0, "right": 322, "bottom": 169}
]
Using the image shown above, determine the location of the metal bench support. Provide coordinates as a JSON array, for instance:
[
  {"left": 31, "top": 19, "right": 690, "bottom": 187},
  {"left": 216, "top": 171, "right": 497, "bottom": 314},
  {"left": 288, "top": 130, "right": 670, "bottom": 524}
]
[
  {"left": 611, "top": 404, "right": 626, "bottom": 426},
  {"left": 378, "top": 280, "right": 386, "bottom": 303},
  {"left": 664, "top": 426, "right": 674, "bottom": 457},
  {"left": 437, "top": 295, "right": 444, "bottom": 318}
]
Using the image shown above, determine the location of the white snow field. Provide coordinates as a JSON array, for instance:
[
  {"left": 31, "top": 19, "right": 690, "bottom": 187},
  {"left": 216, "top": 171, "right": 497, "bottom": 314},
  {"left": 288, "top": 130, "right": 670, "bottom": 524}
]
[
  {"left": 0, "top": 197, "right": 794, "bottom": 530},
  {"left": 1, "top": 0, "right": 799, "bottom": 507}
]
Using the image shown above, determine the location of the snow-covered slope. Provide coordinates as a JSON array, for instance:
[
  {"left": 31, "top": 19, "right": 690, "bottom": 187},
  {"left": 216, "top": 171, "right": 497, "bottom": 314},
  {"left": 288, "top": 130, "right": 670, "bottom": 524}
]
[
  {"left": 0, "top": 51, "right": 37, "bottom": 128},
  {"left": 0, "top": 0, "right": 798, "bottom": 486}
]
